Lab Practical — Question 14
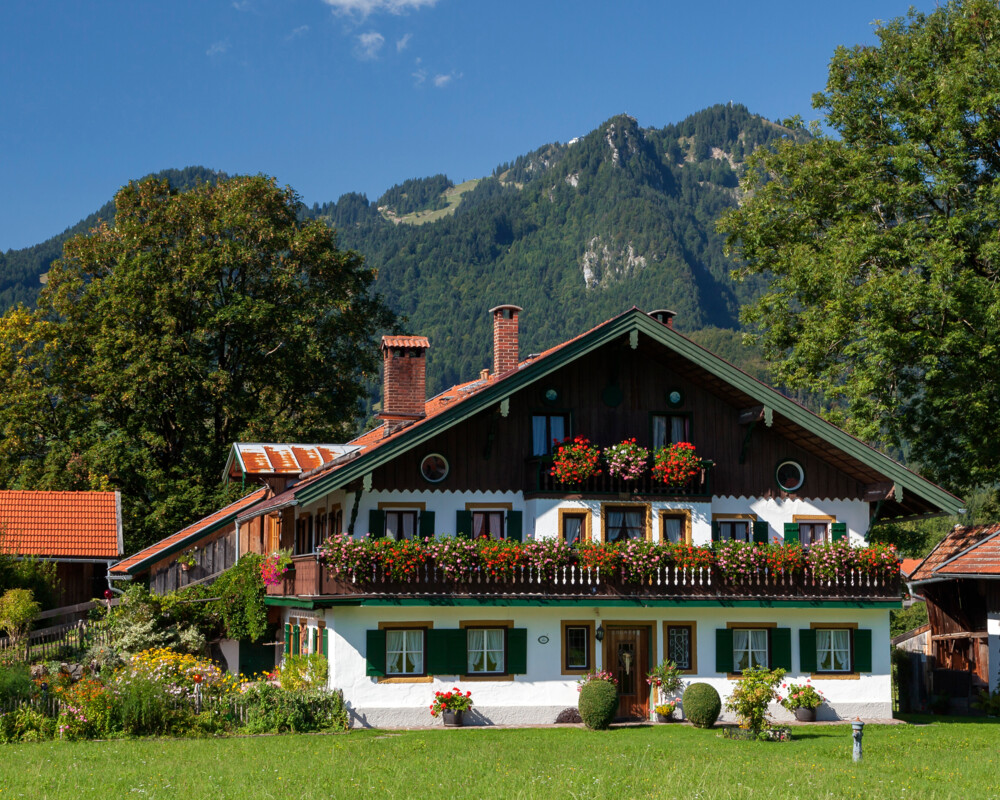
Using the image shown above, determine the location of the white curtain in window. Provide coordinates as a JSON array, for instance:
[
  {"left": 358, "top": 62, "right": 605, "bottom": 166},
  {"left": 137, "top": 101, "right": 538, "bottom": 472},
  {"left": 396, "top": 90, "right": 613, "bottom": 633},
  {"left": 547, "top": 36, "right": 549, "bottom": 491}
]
[
  {"left": 531, "top": 416, "right": 548, "bottom": 456},
  {"left": 563, "top": 516, "right": 583, "bottom": 545},
  {"left": 670, "top": 416, "right": 687, "bottom": 444},
  {"left": 485, "top": 629, "right": 505, "bottom": 673},
  {"left": 733, "top": 628, "right": 750, "bottom": 672},
  {"left": 386, "top": 630, "right": 404, "bottom": 674},
  {"left": 663, "top": 517, "right": 682, "bottom": 543},
  {"left": 652, "top": 416, "right": 667, "bottom": 449},
  {"left": 749, "top": 629, "right": 768, "bottom": 667},
  {"left": 402, "top": 513, "right": 415, "bottom": 540},
  {"left": 624, "top": 510, "right": 642, "bottom": 539},
  {"left": 473, "top": 513, "right": 486, "bottom": 537},
  {"left": 550, "top": 416, "right": 565, "bottom": 446},
  {"left": 607, "top": 509, "right": 625, "bottom": 542},
  {"left": 467, "top": 629, "right": 484, "bottom": 672}
]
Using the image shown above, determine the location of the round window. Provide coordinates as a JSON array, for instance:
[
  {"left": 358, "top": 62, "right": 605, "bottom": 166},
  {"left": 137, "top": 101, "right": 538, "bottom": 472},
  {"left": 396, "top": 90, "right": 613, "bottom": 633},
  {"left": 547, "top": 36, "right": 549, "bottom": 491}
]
[
  {"left": 775, "top": 460, "right": 805, "bottom": 493},
  {"left": 666, "top": 388, "right": 685, "bottom": 408},
  {"left": 420, "top": 453, "right": 449, "bottom": 483},
  {"left": 543, "top": 387, "right": 560, "bottom": 405}
]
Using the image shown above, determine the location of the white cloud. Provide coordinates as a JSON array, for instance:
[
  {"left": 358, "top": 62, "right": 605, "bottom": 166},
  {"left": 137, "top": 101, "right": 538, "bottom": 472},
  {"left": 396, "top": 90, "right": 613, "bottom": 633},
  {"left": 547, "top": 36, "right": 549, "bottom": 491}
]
[
  {"left": 396, "top": 33, "right": 412, "bottom": 52},
  {"left": 286, "top": 25, "right": 310, "bottom": 41},
  {"left": 232, "top": 0, "right": 252, "bottom": 10},
  {"left": 206, "top": 39, "right": 231, "bottom": 57},
  {"left": 433, "top": 71, "right": 459, "bottom": 88},
  {"left": 322, "top": 0, "right": 438, "bottom": 19},
  {"left": 356, "top": 31, "right": 385, "bottom": 60},
  {"left": 412, "top": 68, "right": 427, "bottom": 86}
]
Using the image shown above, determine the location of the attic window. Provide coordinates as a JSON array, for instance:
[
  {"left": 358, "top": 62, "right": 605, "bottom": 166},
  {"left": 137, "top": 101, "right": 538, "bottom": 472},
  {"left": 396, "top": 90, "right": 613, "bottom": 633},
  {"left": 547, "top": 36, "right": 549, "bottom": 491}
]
[
  {"left": 776, "top": 460, "right": 805, "bottom": 493},
  {"left": 420, "top": 453, "right": 449, "bottom": 483}
]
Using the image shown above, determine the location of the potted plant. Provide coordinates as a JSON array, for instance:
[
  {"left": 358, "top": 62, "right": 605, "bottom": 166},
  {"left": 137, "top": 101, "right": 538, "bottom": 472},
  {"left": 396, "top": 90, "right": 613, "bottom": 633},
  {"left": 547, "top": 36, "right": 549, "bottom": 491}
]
[
  {"left": 647, "top": 659, "right": 683, "bottom": 711},
  {"left": 550, "top": 436, "right": 602, "bottom": 485},
  {"left": 177, "top": 549, "right": 198, "bottom": 572},
  {"left": 780, "top": 681, "right": 825, "bottom": 721},
  {"left": 430, "top": 687, "right": 473, "bottom": 727},
  {"left": 260, "top": 549, "right": 294, "bottom": 587},
  {"left": 603, "top": 438, "right": 649, "bottom": 481},
  {"left": 651, "top": 442, "right": 703, "bottom": 487},
  {"left": 654, "top": 701, "right": 677, "bottom": 722}
]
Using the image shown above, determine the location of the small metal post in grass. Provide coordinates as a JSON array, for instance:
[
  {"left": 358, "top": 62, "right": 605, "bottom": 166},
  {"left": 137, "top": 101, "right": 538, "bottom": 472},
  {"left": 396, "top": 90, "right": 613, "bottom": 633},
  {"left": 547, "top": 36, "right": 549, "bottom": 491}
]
[{"left": 852, "top": 718, "right": 864, "bottom": 762}]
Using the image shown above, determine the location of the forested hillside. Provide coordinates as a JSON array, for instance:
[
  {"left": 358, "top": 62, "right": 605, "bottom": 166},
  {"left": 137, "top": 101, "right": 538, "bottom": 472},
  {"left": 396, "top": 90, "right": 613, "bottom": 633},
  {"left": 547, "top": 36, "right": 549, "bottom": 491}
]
[{"left": 2, "top": 105, "right": 797, "bottom": 392}]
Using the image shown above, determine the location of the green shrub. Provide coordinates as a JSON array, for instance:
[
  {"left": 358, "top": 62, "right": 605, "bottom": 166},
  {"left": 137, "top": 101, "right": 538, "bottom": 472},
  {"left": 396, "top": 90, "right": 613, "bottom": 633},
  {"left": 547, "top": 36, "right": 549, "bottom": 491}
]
[
  {"left": 0, "top": 661, "right": 34, "bottom": 703},
  {"left": 112, "top": 675, "right": 179, "bottom": 737},
  {"left": 0, "top": 589, "right": 40, "bottom": 648},
  {"left": 278, "top": 653, "right": 328, "bottom": 691},
  {"left": 0, "top": 705, "right": 55, "bottom": 743},
  {"left": 725, "top": 667, "right": 784, "bottom": 733},
  {"left": 683, "top": 682, "right": 721, "bottom": 728},
  {"left": 239, "top": 683, "right": 348, "bottom": 734},
  {"left": 578, "top": 679, "right": 618, "bottom": 730}
]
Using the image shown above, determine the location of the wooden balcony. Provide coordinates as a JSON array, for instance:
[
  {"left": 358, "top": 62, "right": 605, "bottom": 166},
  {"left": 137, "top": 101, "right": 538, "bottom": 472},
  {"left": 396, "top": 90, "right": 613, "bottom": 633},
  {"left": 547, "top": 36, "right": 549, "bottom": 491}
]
[
  {"left": 524, "top": 458, "right": 714, "bottom": 498},
  {"left": 266, "top": 555, "right": 900, "bottom": 605}
]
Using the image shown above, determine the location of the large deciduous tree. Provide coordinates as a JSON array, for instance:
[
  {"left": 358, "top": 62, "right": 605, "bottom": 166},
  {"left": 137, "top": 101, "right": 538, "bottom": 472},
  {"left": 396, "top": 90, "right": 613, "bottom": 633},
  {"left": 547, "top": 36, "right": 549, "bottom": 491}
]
[
  {"left": 720, "top": 0, "right": 1000, "bottom": 493},
  {"left": 0, "top": 175, "right": 394, "bottom": 550}
]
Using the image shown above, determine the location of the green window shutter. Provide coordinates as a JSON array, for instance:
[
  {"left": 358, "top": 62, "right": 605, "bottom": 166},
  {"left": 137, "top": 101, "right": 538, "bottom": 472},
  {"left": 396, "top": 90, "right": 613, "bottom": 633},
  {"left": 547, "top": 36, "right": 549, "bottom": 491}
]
[
  {"left": 752, "top": 520, "right": 769, "bottom": 545},
  {"left": 772, "top": 628, "right": 792, "bottom": 671},
  {"left": 831, "top": 522, "right": 847, "bottom": 542},
  {"left": 455, "top": 509, "right": 473, "bottom": 538},
  {"left": 508, "top": 628, "right": 528, "bottom": 674},
  {"left": 427, "top": 629, "right": 467, "bottom": 675},
  {"left": 715, "top": 628, "right": 734, "bottom": 673},
  {"left": 365, "top": 629, "right": 387, "bottom": 677},
  {"left": 507, "top": 510, "right": 523, "bottom": 542},
  {"left": 321, "top": 627, "right": 329, "bottom": 660},
  {"left": 854, "top": 629, "right": 873, "bottom": 673},
  {"left": 799, "top": 628, "right": 818, "bottom": 674},
  {"left": 783, "top": 522, "right": 800, "bottom": 545},
  {"left": 292, "top": 625, "right": 301, "bottom": 656},
  {"left": 284, "top": 623, "right": 291, "bottom": 652},
  {"left": 310, "top": 627, "right": 317, "bottom": 654},
  {"left": 711, "top": 521, "right": 721, "bottom": 543},
  {"left": 419, "top": 510, "right": 436, "bottom": 539},
  {"left": 368, "top": 509, "right": 386, "bottom": 538}
]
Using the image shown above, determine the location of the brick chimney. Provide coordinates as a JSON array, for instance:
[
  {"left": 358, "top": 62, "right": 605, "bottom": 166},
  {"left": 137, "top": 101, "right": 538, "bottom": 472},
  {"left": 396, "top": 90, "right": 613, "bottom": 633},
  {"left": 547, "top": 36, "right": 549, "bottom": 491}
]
[
  {"left": 648, "top": 309, "right": 677, "bottom": 328},
  {"left": 490, "top": 305, "right": 523, "bottom": 376},
  {"left": 378, "top": 336, "right": 429, "bottom": 423}
]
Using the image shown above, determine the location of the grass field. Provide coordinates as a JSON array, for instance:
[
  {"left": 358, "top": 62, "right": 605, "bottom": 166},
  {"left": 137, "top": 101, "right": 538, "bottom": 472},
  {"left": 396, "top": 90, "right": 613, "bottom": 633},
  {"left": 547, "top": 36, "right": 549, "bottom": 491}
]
[
  {"left": 0, "top": 717, "right": 997, "bottom": 800},
  {"left": 390, "top": 178, "right": 482, "bottom": 225}
]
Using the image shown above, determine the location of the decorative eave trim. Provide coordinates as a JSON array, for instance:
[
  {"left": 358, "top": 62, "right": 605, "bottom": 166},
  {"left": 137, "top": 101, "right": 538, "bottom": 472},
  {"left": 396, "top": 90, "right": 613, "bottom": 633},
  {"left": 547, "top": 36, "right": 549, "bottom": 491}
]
[{"left": 287, "top": 310, "right": 963, "bottom": 516}]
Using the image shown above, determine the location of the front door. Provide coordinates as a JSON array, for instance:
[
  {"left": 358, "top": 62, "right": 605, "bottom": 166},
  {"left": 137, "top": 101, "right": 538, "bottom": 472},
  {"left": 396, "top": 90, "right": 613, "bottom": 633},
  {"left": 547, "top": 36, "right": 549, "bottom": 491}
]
[{"left": 605, "top": 626, "right": 650, "bottom": 720}]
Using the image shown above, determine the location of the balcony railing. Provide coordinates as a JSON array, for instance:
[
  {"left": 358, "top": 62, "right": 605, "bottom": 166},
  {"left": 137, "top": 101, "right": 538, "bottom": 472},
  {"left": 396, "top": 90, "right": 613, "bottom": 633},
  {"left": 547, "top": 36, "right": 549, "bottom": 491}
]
[
  {"left": 525, "top": 458, "right": 713, "bottom": 497},
  {"left": 266, "top": 554, "right": 899, "bottom": 603}
]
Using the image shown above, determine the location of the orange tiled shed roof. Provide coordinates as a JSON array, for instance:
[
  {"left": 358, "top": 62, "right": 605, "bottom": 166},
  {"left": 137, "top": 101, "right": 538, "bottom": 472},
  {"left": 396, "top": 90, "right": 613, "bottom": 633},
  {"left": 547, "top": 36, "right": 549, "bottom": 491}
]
[
  {"left": 908, "top": 523, "right": 1000, "bottom": 582},
  {"left": 110, "top": 487, "right": 268, "bottom": 576},
  {"left": 381, "top": 335, "right": 430, "bottom": 348},
  {"left": 0, "top": 491, "right": 121, "bottom": 559}
]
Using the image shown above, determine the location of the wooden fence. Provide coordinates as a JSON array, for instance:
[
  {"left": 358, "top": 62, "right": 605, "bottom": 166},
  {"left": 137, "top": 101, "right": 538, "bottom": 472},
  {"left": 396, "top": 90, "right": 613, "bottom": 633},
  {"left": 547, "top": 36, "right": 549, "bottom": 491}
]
[{"left": 0, "top": 620, "right": 110, "bottom": 662}]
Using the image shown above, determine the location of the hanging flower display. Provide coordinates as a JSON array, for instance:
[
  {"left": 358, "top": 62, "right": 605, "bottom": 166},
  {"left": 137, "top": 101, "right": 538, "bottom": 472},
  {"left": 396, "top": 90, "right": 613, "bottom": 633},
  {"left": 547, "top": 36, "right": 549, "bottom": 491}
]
[
  {"left": 549, "top": 436, "right": 602, "bottom": 484},
  {"left": 651, "top": 442, "right": 703, "bottom": 486},
  {"left": 260, "top": 549, "right": 293, "bottom": 586},
  {"left": 603, "top": 438, "right": 650, "bottom": 481}
]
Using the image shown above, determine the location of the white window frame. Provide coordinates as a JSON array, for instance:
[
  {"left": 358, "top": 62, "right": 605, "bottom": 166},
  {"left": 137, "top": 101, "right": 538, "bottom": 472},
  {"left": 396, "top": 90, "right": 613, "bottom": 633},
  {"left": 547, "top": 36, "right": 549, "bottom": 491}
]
[
  {"left": 732, "top": 628, "right": 769, "bottom": 673},
  {"left": 816, "top": 628, "right": 852, "bottom": 673},
  {"left": 718, "top": 519, "right": 752, "bottom": 543},
  {"left": 467, "top": 627, "right": 506, "bottom": 675},
  {"left": 385, "top": 628, "right": 425, "bottom": 676}
]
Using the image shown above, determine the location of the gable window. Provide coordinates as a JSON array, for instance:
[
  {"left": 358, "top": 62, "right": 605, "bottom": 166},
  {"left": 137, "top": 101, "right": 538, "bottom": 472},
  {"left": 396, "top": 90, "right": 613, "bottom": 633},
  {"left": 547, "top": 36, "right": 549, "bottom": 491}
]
[
  {"left": 733, "top": 628, "right": 769, "bottom": 672},
  {"left": 386, "top": 629, "right": 425, "bottom": 676},
  {"left": 386, "top": 510, "right": 418, "bottom": 540},
  {"left": 603, "top": 505, "right": 647, "bottom": 543},
  {"left": 660, "top": 511, "right": 691, "bottom": 544},
  {"left": 816, "top": 629, "right": 852, "bottom": 673},
  {"left": 666, "top": 624, "right": 694, "bottom": 671},
  {"left": 532, "top": 413, "right": 568, "bottom": 456},
  {"left": 467, "top": 628, "right": 506, "bottom": 675},
  {"left": 652, "top": 414, "right": 690, "bottom": 449}
]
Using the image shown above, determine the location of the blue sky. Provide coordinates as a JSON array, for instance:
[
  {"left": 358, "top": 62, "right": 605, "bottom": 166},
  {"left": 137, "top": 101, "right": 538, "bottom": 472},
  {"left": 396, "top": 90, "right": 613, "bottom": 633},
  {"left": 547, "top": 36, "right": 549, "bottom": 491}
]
[{"left": 2, "top": 0, "right": 931, "bottom": 250}]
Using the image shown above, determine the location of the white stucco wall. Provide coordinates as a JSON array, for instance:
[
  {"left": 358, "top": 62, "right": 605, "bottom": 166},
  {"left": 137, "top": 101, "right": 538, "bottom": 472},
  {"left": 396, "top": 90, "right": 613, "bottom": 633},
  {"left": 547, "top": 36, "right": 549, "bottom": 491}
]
[
  {"left": 301, "top": 605, "right": 892, "bottom": 728},
  {"left": 989, "top": 610, "right": 999, "bottom": 695},
  {"left": 711, "top": 496, "right": 871, "bottom": 545}
]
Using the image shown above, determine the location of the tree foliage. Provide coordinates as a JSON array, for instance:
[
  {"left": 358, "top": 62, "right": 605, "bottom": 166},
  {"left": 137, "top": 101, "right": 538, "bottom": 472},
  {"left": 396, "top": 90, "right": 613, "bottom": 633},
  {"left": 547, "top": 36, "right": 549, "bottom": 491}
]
[
  {"left": 720, "top": 1, "right": 1000, "bottom": 492},
  {"left": 0, "top": 175, "right": 394, "bottom": 550}
]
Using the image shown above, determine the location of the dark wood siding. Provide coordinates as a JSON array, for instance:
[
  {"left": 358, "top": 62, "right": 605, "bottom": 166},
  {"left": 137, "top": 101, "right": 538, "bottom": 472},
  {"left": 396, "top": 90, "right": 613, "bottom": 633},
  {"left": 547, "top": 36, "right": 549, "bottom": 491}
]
[{"left": 372, "top": 339, "right": 865, "bottom": 500}]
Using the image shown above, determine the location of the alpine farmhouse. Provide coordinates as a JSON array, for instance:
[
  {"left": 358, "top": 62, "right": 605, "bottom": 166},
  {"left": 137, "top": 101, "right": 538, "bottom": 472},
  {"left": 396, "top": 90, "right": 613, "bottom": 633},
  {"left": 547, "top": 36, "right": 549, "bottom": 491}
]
[{"left": 114, "top": 306, "right": 964, "bottom": 726}]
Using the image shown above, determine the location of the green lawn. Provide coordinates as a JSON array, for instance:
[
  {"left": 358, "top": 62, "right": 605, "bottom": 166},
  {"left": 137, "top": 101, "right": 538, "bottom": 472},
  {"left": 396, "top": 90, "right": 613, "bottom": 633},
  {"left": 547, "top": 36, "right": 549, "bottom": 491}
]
[{"left": 0, "top": 718, "right": 997, "bottom": 800}]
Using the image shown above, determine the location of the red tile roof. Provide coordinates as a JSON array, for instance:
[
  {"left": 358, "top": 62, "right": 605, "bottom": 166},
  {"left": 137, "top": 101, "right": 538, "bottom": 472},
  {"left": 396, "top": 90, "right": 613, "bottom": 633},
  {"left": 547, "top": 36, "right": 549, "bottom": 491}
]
[
  {"left": 908, "top": 523, "right": 1000, "bottom": 582},
  {"left": 226, "top": 444, "right": 360, "bottom": 477},
  {"left": 900, "top": 558, "right": 923, "bottom": 578},
  {"left": 381, "top": 335, "right": 430, "bottom": 348},
  {"left": 109, "top": 488, "right": 268, "bottom": 575},
  {"left": 0, "top": 491, "right": 121, "bottom": 559}
]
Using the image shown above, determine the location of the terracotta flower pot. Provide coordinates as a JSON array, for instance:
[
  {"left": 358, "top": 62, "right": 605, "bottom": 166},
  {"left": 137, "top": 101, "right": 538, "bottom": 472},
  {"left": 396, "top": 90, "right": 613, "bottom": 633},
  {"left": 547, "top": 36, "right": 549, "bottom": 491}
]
[{"left": 794, "top": 707, "right": 816, "bottom": 722}]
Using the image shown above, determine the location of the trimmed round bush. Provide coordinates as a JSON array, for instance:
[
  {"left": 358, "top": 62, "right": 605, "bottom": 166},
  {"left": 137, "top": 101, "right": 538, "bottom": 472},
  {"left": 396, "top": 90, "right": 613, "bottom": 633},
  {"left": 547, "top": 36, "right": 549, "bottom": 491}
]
[
  {"left": 578, "top": 679, "right": 618, "bottom": 730},
  {"left": 682, "top": 682, "right": 721, "bottom": 728}
]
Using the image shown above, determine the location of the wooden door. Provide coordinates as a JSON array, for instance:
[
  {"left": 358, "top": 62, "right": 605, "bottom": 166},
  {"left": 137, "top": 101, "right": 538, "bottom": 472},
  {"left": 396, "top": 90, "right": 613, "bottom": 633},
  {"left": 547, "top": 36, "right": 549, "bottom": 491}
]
[{"left": 605, "top": 626, "right": 650, "bottom": 720}]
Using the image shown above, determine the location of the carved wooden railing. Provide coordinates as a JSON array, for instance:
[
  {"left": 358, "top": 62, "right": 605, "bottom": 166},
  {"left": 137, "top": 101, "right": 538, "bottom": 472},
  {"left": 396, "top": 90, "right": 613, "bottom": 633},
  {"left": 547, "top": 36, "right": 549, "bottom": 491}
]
[
  {"left": 266, "top": 555, "right": 899, "bottom": 603},
  {"left": 525, "top": 457, "right": 713, "bottom": 497}
]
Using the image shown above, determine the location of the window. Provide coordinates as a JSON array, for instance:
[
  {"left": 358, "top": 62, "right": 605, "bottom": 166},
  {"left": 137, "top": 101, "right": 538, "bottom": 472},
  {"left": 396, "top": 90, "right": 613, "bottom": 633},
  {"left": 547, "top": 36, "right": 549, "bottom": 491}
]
[
  {"left": 473, "top": 510, "right": 505, "bottom": 539},
  {"left": 532, "top": 413, "right": 568, "bottom": 456},
  {"left": 386, "top": 629, "right": 425, "bottom": 676},
  {"left": 666, "top": 624, "right": 694, "bottom": 670},
  {"left": 717, "top": 519, "right": 751, "bottom": 542},
  {"left": 564, "top": 625, "right": 591, "bottom": 671},
  {"left": 561, "top": 512, "right": 588, "bottom": 545},
  {"left": 775, "top": 460, "right": 805, "bottom": 492},
  {"left": 799, "top": 521, "right": 829, "bottom": 546},
  {"left": 385, "top": 510, "right": 418, "bottom": 540},
  {"left": 604, "top": 505, "right": 647, "bottom": 543},
  {"left": 331, "top": 507, "right": 343, "bottom": 536},
  {"left": 652, "top": 414, "right": 690, "bottom": 449},
  {"left": 467, "top": 628, "right": 506, "bottom": 675},
  {"left": 266, "top": 515, "right": 280, "bottom": 553},
  {"left": 295, "top": 514, "right": 313, "bottom": 554},
  {"left": 661, "top": 512, "right": 690, "bottom": 544},
  {"left": 816, "top": 629, "right": 852, "bottom": 673},
  {"left": 733, "top": 628, "right": 769, "bottom": 672}
]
